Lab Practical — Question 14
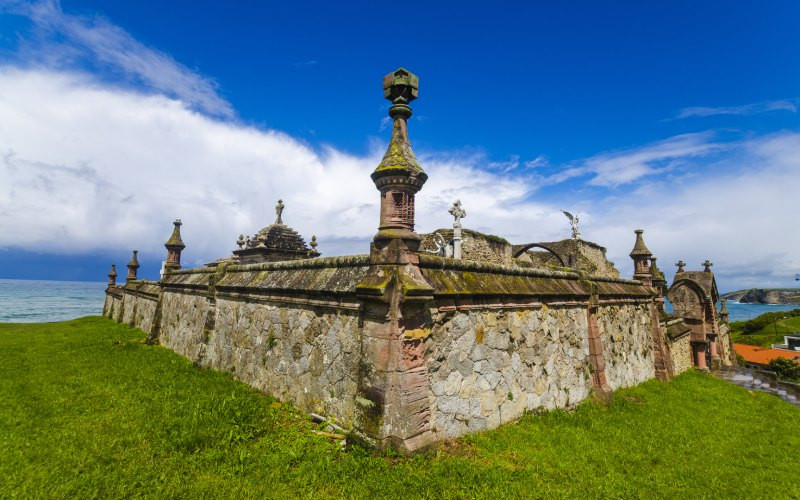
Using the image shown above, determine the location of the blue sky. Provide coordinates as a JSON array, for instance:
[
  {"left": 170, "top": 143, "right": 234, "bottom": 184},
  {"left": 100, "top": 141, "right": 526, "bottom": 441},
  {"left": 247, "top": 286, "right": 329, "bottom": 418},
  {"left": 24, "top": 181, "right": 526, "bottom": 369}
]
[{"left": 0, "top": 0, "right": 798, "bottom": 291}]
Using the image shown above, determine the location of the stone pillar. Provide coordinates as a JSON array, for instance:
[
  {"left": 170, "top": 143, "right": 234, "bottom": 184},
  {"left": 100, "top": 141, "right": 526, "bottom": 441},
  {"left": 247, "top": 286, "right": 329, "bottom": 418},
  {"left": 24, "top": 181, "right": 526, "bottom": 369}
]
[
  {"left": 585, "top": 291, "right": 612, "bottom": 402},
  {"left": 126, "top": 250, "right": 140, "bottom": 282},
  {"left": 709, "top": 335, "right": 721, "bottom": 368},
  {"left": 107, "top": 264, "right": 117, "bottom": 289},
  {"left": 164, "top": 219, "right": 186, "bottom": 273},
  {"left": 694, "top": 342, "right": 708, "bottom": 371},
  {"left": 355, "top": 68, "right": 435, "bottom": 453},
  {"left": 719, "top": 299, "right": 729, "bottom": 324},
  {"left": 629, "top": 229, "right": 652, "bottom": 285},
  {"left": 448, "top": 200, "right": 466, "bottom": 260}
]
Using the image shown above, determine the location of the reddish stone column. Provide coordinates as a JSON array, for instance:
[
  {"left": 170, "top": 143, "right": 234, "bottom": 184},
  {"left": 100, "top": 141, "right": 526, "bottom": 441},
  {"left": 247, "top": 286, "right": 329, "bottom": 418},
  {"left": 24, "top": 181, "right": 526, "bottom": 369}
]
[
  {"left": 586, "top": 295, "right": 612, "bottom": 402},
  {"left": 649, "top": 300, "right": 672, "bottom": 380},
  {"left": 354, "top": 68, "right": 436, "bottom": 453},
  {"left": 694, "top": 343, "right": 708, "bottom": 371}
]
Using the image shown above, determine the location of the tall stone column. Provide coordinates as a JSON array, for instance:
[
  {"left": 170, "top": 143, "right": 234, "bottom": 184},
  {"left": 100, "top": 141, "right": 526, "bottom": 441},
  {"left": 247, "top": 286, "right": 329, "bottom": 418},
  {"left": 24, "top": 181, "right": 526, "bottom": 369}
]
[{"left": 355, "top": 68, "right": 435, "bottom": 453}]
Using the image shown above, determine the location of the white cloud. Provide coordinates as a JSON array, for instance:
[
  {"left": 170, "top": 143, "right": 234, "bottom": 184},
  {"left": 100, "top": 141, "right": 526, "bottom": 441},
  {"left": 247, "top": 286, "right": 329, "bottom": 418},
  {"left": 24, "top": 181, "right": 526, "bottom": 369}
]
[
  {"left": 0, "top": 68, "right": 559, "bottom": 266},
  {"left": 1, "top": 0, "right": 233, "bottom": 117},
  {"left": 587, "top": 131, "right": 800, "bottom": 290},
  {"left": 545, "top": 132, "right": 724, "bottom": 187},
  {"left": 0, "top": 70, "right": 797, "bottom": 291},
  {"left": 675, "top": 99, "right": 798, "bottom": 119}
]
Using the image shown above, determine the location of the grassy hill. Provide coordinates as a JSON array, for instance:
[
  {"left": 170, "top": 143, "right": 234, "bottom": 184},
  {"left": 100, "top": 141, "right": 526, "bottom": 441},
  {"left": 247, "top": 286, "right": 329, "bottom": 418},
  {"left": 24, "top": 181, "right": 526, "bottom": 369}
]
[
  {"left": 2, "top": 317, "right": 799, "bottom": 498},
  {"left": 731, "top": 310, "right": 800, "bottom": 347}
]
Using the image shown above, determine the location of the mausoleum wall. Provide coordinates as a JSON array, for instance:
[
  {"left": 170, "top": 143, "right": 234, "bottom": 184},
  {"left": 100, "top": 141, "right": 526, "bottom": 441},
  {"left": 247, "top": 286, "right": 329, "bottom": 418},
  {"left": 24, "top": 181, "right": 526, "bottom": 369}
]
[
  {"left": 670, "top": 334, "right": 693, "bottom": 375},
  {"left": 425, "top": 304, "right": 593, "bottom": 439},
  {"left": 597, "top": 303, "right": 656, "bottom": 390}
]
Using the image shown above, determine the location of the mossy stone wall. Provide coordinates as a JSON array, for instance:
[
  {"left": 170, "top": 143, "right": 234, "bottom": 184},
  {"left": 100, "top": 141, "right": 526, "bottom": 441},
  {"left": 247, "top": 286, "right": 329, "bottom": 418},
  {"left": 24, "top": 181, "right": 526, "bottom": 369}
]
[{"left": 598, "top": 303, "right": 656, "bottom": 390}]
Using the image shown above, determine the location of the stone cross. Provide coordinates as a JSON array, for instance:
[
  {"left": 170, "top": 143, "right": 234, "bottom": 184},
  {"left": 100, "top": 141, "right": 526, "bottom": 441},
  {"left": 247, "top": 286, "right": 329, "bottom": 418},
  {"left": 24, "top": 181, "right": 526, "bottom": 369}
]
[
  {"left": 448, "top": 200, "right": 466, "bottom": 260},
  {"left": 702, "top": 260, "right": 713, "bottom": 272},
  {"left": 675, "top": 260, "right": 686, "bottom": 272},
  {"left": 448, "top": 200, "right": 466, "bottom": 228},
  {"left": 275, "top": 199, "right": 285, "bottom": 225}
]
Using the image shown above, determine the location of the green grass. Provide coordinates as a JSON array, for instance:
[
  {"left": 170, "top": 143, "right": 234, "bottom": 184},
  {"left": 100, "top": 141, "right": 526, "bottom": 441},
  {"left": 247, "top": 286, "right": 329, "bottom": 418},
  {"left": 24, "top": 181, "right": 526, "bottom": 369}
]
[
  {"left": 731, "top": 315, "right": 800, "bottom": 347},
  {"left": 2, "top": 317, "right": 800, "bottom": 498}
]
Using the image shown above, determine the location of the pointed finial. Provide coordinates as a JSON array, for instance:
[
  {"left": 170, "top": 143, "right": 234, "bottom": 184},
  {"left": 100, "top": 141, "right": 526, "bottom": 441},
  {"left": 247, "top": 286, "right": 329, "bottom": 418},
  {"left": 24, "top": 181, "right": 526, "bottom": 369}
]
[
  {"left": 629, "top": 229, "right": 652, "bottom": 257},
  {"left": 675, "top": 260, "right": 686, "bottom": 272},
  {"left": 374, "top": 68, "right": 424, "bottom": 176},
  {"left": 702, "top": 260, "right": 713, "bottom": 272},
  {"left": 165, "top": 219, "right": 185, "bottom": 249}
]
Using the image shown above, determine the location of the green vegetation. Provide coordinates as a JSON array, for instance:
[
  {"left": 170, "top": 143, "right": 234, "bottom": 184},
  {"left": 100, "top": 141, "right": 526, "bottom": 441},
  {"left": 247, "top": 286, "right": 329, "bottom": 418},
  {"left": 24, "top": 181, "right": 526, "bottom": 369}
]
[
  {"left": 730, "top": 308, "right": 800, "bottom": 347},
  {"left": 769, "top": 358, "right": 800, "bottom": 382},
  {"left": 2, "top": 317, "right": 800, "bottom": 498}
]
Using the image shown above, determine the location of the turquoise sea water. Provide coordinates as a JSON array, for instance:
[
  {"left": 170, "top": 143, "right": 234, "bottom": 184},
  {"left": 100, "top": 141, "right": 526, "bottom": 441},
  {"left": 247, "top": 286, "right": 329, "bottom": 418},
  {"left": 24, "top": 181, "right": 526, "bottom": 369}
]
[
  {"left": 0, "top": 278, "right": 797, "bottom": 324},
  {"left": 0, "top": 279, "right": 106, "bottom": 323}
]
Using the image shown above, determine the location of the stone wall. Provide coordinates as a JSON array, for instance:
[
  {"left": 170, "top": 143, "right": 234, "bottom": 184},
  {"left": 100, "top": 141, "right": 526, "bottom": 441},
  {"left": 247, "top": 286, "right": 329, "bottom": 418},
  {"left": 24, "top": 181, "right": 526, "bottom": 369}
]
[
  {"left": 159, "top": 291, "right": 212, "bottom": 361},
  {"left": 103, "top": 252, "right": 670, "bottom": 450},
  {"left": 426, "top": 305, "right": 592, "bottom": 439},
  {"left": 597, "top": 303, "right": 656, "bottom": 390},
  {"left": 670, "top": 334, "right": 693, "bottom": 375},
  {"left": 200, "top": 299, "right": 362, "bottom": 425},
  {"left": 420, "top": 229, "right": 512, "bottom": 266}
]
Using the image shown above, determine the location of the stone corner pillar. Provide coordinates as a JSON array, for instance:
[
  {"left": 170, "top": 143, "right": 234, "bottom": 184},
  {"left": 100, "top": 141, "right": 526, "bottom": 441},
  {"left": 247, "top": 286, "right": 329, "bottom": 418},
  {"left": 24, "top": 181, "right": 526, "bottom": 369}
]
[{"left": 352, "top": 67, "right": 437, "bottom": 454}]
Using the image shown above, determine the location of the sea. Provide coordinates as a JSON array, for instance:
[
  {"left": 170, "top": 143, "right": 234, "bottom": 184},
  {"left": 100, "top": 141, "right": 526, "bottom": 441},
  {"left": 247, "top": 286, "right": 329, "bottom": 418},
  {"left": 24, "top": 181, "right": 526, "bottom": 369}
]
[
  {"left": 0, "top": 279, "right": 106, "bottom": 323},
  {"left": 0, "top": 278, "right": 797, "bottom": 323}
]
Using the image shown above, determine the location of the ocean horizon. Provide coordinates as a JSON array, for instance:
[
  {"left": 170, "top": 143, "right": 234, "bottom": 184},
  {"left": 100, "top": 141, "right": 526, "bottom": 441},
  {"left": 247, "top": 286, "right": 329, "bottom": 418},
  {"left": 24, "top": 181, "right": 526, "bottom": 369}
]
[{"left": 0, "top": 278, "right": 797, "bottom": 324}]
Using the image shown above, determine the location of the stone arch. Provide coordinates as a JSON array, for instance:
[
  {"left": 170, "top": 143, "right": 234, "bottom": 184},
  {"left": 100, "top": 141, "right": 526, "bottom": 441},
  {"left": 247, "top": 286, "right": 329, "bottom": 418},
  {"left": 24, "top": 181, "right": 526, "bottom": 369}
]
[{"left": 511, "top": 243, "right": 567, "bottom": 267}]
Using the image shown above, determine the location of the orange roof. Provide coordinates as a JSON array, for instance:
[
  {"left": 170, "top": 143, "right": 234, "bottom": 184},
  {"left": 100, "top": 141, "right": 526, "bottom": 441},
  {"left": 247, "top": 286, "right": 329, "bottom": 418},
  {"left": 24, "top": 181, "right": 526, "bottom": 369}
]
[{"left": 734, "top": 343, "right": 800, "bottom": 365}]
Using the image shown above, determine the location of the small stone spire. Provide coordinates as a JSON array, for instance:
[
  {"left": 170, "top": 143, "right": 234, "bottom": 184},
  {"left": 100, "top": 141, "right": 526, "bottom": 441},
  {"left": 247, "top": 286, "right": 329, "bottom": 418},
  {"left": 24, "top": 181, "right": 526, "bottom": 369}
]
[
  {"left": 370, "top": 68, "right": 428, "bottom": 258},
  {"left": 719, "top": 298, "right": 729, "bottom": 323},
  {"left": 310, "top": 235, "right": 318, "bottom": 250},
  {"left": 126, "top": 250, "right": 140, "bottom": 281},
  {"left": 107, "top": 264, "right": 117, "bottom": 288},
  {"left": 650, "top": 257, "right": 667, "bottom": 290},
  {"left": 164, "top": 219, "right": 185, "bottom": 273},
  {"left": 629, "top": 229, "right": 652, "bottom": 283},
  {"left": 675, "top": 260, "right": 686, "bottom": 273},
  {"left": 702, "top": 260, "right": 713, "bottom": 272}
]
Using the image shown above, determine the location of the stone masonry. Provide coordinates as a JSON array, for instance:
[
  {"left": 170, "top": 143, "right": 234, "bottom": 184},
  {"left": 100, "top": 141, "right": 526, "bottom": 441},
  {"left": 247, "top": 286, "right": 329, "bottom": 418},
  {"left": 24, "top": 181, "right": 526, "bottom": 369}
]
[{"left": 103, "top": 68, "right": 736, "bottom": 453}]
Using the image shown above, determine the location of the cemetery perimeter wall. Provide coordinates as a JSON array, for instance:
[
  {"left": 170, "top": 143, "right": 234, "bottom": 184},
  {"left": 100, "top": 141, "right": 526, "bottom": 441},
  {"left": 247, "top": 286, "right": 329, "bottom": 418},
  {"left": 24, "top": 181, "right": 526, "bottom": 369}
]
[{"left": 104, "top": 254, "right": 664, "bottom": 443}]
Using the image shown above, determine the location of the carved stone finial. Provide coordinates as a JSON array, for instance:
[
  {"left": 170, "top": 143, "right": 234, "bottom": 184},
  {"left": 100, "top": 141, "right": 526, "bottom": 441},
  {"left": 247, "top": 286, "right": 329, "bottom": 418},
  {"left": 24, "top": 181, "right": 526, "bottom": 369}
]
[
  {"left": 310, "top": 235, "right": 318, "bottom": 249},
  {"left": 370, "top": 68, "right": 428, "bottom": 248},
  {"left": 675, "top": 260, "right": 686, "bottom": 272},
  {"left": 383, "top": 67, "right": 419, "bottom": 108},
  {"left": 449, "top": 199, "right": 466, "bottom": 229},
  {"left": 126, "top": 250, "right": 140, "bottom": 281},
  {"left": 702, "top": 260, "right": 713, "bottom": 272},
  {"left": 275, "top": 199, "right": 285, "bottom": 225},
  {"left": 237, "top": 234, "right": 245, "bottom": 249},
  {"left": 374, "top": 68, "right": 424, "bottom": 176},
  {"left": 107, "top": 264, "right": 117, "bottom": 287}
]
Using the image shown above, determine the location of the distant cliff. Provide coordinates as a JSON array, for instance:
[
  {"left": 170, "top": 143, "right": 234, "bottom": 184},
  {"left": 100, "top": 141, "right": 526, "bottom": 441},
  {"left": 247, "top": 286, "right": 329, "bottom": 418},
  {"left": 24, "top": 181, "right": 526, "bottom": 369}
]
[{"left": 721, "top": 288, "right": 800, "bottom": 305}]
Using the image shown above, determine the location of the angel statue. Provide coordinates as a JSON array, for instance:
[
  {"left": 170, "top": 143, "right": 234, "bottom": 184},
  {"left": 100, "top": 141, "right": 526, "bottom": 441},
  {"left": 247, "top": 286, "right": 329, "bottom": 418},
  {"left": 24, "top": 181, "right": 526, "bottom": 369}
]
[{"left": 561, "top": 210, "right": 580, "bottom": 240}]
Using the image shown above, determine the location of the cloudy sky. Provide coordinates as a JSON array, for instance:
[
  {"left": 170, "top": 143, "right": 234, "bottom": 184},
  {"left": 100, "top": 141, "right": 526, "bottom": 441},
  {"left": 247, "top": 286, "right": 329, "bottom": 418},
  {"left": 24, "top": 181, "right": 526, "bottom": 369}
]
[{"left": 0, "top": 0, "right": 798, "bottom": 291}]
